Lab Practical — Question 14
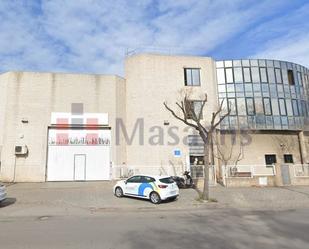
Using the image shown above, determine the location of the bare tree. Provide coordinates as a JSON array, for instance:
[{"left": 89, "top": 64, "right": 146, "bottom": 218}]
[
  {"left": 164, "top": 93, "right": 229, "bottom": 200},
  {"left": 214, "top": 130, "right": 244, "bottom": 184}
]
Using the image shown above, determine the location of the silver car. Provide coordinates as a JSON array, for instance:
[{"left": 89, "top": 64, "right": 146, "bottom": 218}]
[{"left": 0, "top": 183, "right": 7, "bottom": 202}]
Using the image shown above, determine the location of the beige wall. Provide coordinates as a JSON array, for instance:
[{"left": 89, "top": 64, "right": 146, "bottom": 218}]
[
  {"left": 0, "top": 72, "right": 126, "bottom": 182},
  {"left": 125, "top": 54, "right": 218, "bottom": 173}
]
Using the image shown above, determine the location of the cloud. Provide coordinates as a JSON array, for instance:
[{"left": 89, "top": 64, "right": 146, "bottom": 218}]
[{"left": 0, "top": 0, "right": 308, "bottom": 75}]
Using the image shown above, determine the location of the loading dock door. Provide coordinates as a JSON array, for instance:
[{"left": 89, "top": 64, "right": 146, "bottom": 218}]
[{"left": 47, "top": 128, "right": 111, "bottom": 181}]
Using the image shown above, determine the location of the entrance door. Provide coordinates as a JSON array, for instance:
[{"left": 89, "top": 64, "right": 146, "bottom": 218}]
[
  {"left": 281, "top": 164, "right": 291, "bottom": 185},
  {"left": 74, "top": 154, "right": 86, "bottom": 181}
]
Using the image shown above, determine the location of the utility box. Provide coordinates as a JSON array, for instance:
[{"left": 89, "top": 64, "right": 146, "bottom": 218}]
[{"left": 15, "top": 145, "right": 28, "bottom": 155}]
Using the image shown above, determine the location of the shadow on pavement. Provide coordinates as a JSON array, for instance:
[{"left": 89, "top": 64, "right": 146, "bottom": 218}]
[{"left": 0, "top": 198, "right": 17, "bottom": 208}]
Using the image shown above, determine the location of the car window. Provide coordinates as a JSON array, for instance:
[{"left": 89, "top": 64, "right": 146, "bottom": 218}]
[
  {"left": 159, "top": 177, "right": 174, "bottom": 184},
  {"left": 141, "top": 176, "right": 155, "bottom": 183},
  {"left": 127, "top": 176, "right": 142, "bottom": 183}
]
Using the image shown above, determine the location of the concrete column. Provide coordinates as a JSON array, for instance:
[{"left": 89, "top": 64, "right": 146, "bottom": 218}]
[{"left": 298, "top": 131, "right": 308, "bottom": 164}]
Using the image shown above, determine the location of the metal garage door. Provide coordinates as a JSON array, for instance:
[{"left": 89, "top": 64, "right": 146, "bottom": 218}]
[{"left": 47, "top": 128, "right": 111, "bottom": 181}]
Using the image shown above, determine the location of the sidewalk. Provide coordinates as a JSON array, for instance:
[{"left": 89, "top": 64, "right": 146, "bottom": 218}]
[{"left": 1, "top": 182, "right": 309, "bottom": 217}]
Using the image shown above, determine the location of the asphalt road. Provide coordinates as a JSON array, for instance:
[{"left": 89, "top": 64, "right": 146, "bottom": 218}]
[{"left": 1, "top": 208, "right": 309, "bottom": 249}]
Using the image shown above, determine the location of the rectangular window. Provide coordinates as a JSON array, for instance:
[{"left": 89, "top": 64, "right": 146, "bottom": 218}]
[
  {"left": 237, "top": 98, "right": 246, "bottom": 115},
  {"left": 292, "top": 99, "right": 299, "bottom": 116},
  {"left": 246, "top": 98, "right": 255, "bottom": 115},
  {"left": 267, "top": 67, "right": 276, "bottom": 83},
  {"left": 288, "top": 70, "right": 295, "bottom": 85},
  {"left": 285, "top": 99, "right": 293, "bottom": 116},
  {"left": 243, "top": 67, "right": 251, "bottom": 82},
  {"left": 233, "top": 67, "right": 243, "bottom": 83},
  {"left": 275, "top": 68, "right": 282, "bottom": 83},
  {"left": 251, "top": 67, "right": 260, "bottom": 82},
  {"left": 228, "top": 98, "right": 237, "bottom": 115},
  {"left": 217, "top": 68, "right": 225, "bottom": 84},
  {"left": 184, "top": 68, "right": 200, "bottom": 86},
  {"left": 265, "top": 154, "right": 277, "bottom": 165},
  {"left": 255, "top": 98, "right": 263, "bottom": 114},
  {"left": 260, "top": 67, "right": 268, "bottom": 83},
  {"left": 297, "top": 72, "right": 303, "bottom": 86},
  {"left": 225, "top": 68, "right": 234, "bottom": 83},
  {"left": 271, "top": 98, "right": 280, "bottom": 115},
  {"left": 279, "top": 98, "right": 287, "bottom": 116},
  {"left": 263, "top": 98, "right": 272, "bottom": 116},
  {"left": 284, "top": 154, "right": 294, "bottom": 164}
]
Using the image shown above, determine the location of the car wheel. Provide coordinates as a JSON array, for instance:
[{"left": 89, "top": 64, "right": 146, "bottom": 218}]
[
  {"left": 150, "top": 192, "right": 161, "bottom": 204},
  {"left": 170, "top": 196, "right": 177, "bottom": 201},
  {"left": 115, "top": 187, "right": 123, "bottom": 198}
]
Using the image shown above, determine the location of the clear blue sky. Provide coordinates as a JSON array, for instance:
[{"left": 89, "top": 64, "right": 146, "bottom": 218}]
[{"left": 0, "top": 0, "right": 308, "bottom": 75}]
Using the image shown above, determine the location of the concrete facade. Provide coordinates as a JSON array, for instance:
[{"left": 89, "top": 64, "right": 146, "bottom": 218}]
[{"left": 0, "top": 53, "right": 308, "bottom": 183}]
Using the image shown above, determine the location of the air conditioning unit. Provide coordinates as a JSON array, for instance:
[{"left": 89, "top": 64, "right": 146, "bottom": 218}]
[{"left": 15, "top": 145, "right": 28, "bottom": 155}]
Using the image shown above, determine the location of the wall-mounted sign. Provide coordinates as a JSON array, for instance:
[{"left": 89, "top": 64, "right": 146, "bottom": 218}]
[{"left": 174, "top": 149, "right": 181, "bottom": 157}]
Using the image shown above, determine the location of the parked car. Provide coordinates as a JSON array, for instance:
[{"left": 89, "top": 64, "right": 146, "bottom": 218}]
[
  {"left": 113, "top": 175, "right": 179, "bottom": 204},
  {"left": 0, "top": 183, "right": 7, "bottom": 203}
]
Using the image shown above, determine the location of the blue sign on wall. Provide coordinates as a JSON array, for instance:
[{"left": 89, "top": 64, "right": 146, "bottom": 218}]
[{"left": 174, "top": 149, "right": 181, "bottom": 157}]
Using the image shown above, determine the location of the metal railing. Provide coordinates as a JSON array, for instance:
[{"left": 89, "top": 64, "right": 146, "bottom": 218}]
[
  {"left": 224, "top": 164, "right": 276, "bottom": 178},
  {"left": 293, "top": 164, "right": 309, "bottom": 177}
]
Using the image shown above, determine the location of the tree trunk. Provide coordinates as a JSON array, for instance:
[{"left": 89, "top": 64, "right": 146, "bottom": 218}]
[{"left": 202, "top": 143, "right": 210, "bottom": 200}]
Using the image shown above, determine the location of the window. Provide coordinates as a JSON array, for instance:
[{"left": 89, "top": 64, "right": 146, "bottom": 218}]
[
  {"left": 260, "top": 67, "right": 268, "bottom": 83},
  {"left": 279, "top": 98, "right": 287, "bottom": 116},
  {"left": 288, "top": 70, "right": 295, "bottom": 85},
  {"left": 217, "top": 68, "right": 225, "bottom": 84},
  {"left": 127, "top": 176, "right": 142, "bottom": 183},
  {"left": 275, "top": 68, "right": 282, "bottom": 83},
  {"left": 185, "top": 101, "right": 203, "bottom": 119},
  {"left": 251, "top": 67, "right": 260, "bottom": 82},
  {"left": 263, "top": 98, "right": 272, "bottom": 116},
  {"left": 285, "top": 99, "right": 293, "bottom": 116},
  {"left": 142, "top": 176, "right": 155, "bottom": 183},
  {"left": 271, "top": 98, "right": 280, "bottom": 115},
  {"left": 225, "top": 68, "right": 234, "bottom": 83},
  {"left": 284, "top": 154, "right": 294, "bottom": 164},
  {"left": 237, "top": 98, "right": 246, "bottom": 115},
  {"left": 184, "top": 68, "right": 201, "bottom": 86},
  {"left": 246, "top": 98, "right": 255, "bottom": 115},
  {"left": 265, "top": 154, "right": 277, "bottom": 165},
  {"left": 243, "top": 67, "right": 251, "bottom": 82},
  {"left": 228, "top": 98, "right": 237, "bottom": 115},
  {"left": 233, "top": 67, "right": 243, "bottom": 83},
  {"left": 267, "top": 68, "right": 276, "bottom": 83},
  {"left": 292, "top": 99, "right": 299, "bottom": 116}
]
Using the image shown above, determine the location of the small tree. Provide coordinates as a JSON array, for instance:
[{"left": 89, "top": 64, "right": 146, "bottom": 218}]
[
  {"left": 214, "top": 130, "right": 244, "bottom": 185},
  {"left": 164, "top": 94, "right": 229, "bottom": 200}
]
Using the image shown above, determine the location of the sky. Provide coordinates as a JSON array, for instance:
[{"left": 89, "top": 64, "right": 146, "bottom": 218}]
[{"left": 0, "top": 0, "right": 308, "bottom": 75}]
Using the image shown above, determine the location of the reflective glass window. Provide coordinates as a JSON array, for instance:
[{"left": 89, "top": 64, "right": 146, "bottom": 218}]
[
  {"left": 216, "top": 61, "right": 224, "bottom": 68},
  {"left": 285, "top": 99, "right": 293, "bottom": 116},
  {"left": 242, "top": 60, "right": 250, "bottom": 67},
  {"left": 233, "top": 60, "right": 242, "bottom": 67},
  {"left": 271, "top": 98, "right": 280, "bottom": 115},
  {"left": 253, "top": 84, "right": 262, "bottom": 97},
  {"left": 260, "top": 67, "right": 268, "bottom": 82},
  {"left": 266, "top": 116, "right": 273, "bottom": 128},
  {"left": 259, "top": 59, "right": 266, "bottom": 67},
  {"left": 237, "top": 98, "right": 246, "bottom": 115},
  {"left": 218, "top": 85, "right": 226, "bottom": 93},
  {"left": 225, "top": 60, "right": 233, "bottom": 67},
  {"left": 261, "top": 84, "right": 269, "bottom": 97},
  {"left": 266, "top": 60, "right": 273, "bottom": 67},
  {"left": 225, "top": 68, "right": 234, "bottom": 83},
  {"left": 226, "top": 84, "right": 235, "bottom": 92},
  {"left": 243, "top": 67, "right": 251, "bottom": 82},
  {"left": 263, "top": 98, "right": 272, "bottom": 115},
  {"left": 274, "top": 116, "right": 281, "bottom": 129},
  {"left": 217, "top": 68, "right": 225, "bottom": 84},
  {"left": 269, "top": 84, "right": 277, "bottom": 97},
  {"left": 251, "top": 67, "right": 260, "bottom": 82},
  {"left": 233, "top": 67, "right": 243, "bottom": 83},
  {"left": 274, "top": 60, "right": 280, "bottom": 68},
  {"left": 246, "top": 98, "right": 255, "bottom": 115},
  {"left": 282, "top": 69, "right": 288, "bottom": 84},
  {"left": 235, "top": 84, "right": 244, "bottom": 92},
  {"left": 275, "top": 68, "right": 282, "bottom": 83},
  {"left": 279, "top": 99, "right": 287, "bottom": 116},
  {"left": 250, "top": 60, "right": 258, "bottom": 67},
  {"left": 255, "top": 98, "right": 264, "bottom": 114},
  {"left": 228, "top": 98, "right": 237, "bottom": 115},
  {"left": 277, "top": 84, "right": 284, "bottom": 97},
  {"left": 281, "top": 117, "right": 288, "bottom": 128},
  {"left": 256, "top": 115, "right": 265, "bottom": 128},
  {"left": 268, "top": 68, "right": 276, "bottom": 83}
]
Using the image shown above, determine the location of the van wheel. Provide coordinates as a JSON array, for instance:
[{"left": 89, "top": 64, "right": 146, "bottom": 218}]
[
  {"left": 150, "top": 192, "right": 161, "bottom": 204},
  {"left": 115, "top": 187, "right": 123, "bottom": 197}
]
